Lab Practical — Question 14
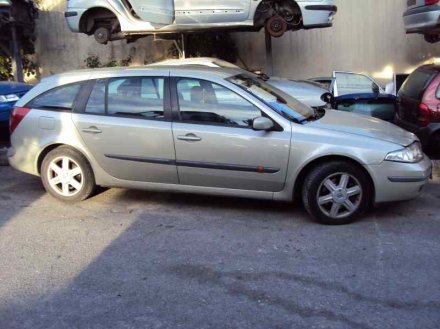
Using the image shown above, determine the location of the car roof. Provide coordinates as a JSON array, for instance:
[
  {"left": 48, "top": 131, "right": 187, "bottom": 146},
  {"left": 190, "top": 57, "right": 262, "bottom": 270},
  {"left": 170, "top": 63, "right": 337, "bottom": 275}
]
[
  {"left": 149, "top": 57, "right": 240, "bottom": 69},
  {"left": 417, "top": 64, "right": 440, "bottom": 72}
]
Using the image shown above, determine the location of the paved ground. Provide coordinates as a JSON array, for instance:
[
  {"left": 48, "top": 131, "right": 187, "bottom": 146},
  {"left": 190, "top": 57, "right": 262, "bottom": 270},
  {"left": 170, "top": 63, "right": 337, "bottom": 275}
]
[{"left": 0, "top": 166, "right": 439, "bottom": 329}]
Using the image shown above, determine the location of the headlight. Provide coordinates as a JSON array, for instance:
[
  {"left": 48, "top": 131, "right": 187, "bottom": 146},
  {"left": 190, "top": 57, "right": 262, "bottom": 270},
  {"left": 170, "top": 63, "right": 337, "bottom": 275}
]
[
  {"left": 385, "top": 142, "right": 424, "bottom": 163},
  {"left": 0, "top": 94, "right": 20, "bottom": 103}
]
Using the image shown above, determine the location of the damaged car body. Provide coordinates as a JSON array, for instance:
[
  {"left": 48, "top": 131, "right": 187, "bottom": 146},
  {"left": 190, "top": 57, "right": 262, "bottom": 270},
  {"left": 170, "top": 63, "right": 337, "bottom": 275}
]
[{"left": 65, "top": 0, "right": 337, "bottom": 44}]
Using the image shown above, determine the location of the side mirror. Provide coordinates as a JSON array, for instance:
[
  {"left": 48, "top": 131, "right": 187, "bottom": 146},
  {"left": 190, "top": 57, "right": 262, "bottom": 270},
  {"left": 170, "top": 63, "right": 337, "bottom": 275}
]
[{"left": 253, "top": 117, "right": 274, "bottom": 131}]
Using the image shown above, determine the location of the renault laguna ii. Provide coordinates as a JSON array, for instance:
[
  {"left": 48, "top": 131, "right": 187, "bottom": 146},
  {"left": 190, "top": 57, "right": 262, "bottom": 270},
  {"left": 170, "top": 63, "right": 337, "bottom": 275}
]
[{"left": 8, "top": 67, "right": 432, "bottom": 225}]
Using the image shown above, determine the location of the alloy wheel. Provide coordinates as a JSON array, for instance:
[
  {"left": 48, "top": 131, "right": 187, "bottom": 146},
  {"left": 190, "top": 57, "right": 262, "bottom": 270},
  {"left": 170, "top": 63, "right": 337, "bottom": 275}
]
[
  {"left": 317, "top": 173, "right": 363, "bottom": 219},
  {"left": 47, "top": 156, "right": 84, "bottom": 197}
]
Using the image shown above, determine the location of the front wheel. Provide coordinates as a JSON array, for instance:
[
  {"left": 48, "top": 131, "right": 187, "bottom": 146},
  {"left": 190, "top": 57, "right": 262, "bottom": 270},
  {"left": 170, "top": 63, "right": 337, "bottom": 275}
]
[
  {"left": 41, "top": 146, "right": 96, "bottom": 202},
  {"left": 302, "top": 161, "right": 372, "bottom": 225}
]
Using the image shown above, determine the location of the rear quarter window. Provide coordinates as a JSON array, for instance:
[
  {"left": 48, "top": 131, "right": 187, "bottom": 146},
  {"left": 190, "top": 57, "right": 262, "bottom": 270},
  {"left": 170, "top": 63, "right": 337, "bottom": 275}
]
[
  {"left": 28, "top": 83, "right": 82, "bottom": 110},
  {"left": 399, "top": 69, "right": 435, "bottom": 100}
]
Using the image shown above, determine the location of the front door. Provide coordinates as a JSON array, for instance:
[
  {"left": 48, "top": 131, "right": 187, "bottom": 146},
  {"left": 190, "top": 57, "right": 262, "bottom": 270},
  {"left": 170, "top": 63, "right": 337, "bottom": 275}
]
[
  {"left": 128, "top": 0, "right": 175, "bottom": 25},
  {"left": 171, "top": 77, "right": 291, "bottom": 192},
  {"left": 72, "top": 76, "right": 178, "bottom": 184},
  {"left": 174, "top": 0, "right": 250, "bottom": 24}
]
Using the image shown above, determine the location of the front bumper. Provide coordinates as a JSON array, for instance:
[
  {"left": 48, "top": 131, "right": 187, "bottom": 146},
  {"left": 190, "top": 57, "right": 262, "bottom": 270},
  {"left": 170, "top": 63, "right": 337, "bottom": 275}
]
[
  {"left": 404, "top": 7, "right": 440, "bottom": 34},
  {"left": 366, "top": 156, "right": 432, "bottom": 204}
]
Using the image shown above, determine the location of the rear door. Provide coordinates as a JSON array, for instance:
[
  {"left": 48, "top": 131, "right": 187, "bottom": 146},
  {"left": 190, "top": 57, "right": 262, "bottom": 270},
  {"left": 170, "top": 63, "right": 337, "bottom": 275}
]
[
  {"left": 72, "top": 75, "right": 179, "bottom": 184},
  {"left": 128, "top": 0, "right": 174, "bottom": 24},
  {"left": 398, "top": 68, "right": 437, "bottom": 124},
  {"left": 174, "top": 0, "right": 250, "bottom": 24}
]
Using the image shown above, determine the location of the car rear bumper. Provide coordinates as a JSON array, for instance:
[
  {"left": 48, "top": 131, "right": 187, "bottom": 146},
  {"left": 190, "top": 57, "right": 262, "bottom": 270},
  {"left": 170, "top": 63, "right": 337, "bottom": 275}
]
[
  {"left": 366, "top": 156, "right": 432, "bottom": 204},
  {"left": 403, "top": 7, "right": 440, "bottom": 34}
]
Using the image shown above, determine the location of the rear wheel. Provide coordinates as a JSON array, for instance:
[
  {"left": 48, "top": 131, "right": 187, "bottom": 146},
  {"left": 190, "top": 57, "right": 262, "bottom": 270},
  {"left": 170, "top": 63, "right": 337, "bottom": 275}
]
[
  {"left": 41, "top": 146, "right": 96, "bottom": 202},
  {"left": 302, "top": 161, "right": 372, "bottom": 225}
]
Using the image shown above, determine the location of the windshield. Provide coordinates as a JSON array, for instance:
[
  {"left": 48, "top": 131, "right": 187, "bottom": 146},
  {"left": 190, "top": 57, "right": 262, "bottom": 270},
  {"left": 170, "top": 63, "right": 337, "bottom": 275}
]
[{"left": 228, "top": 74, "right": 316, "bottom": 123}]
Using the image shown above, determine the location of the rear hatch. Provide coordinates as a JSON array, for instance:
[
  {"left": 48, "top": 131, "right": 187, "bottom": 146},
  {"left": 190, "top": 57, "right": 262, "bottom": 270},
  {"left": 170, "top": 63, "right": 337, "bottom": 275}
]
[
  {"left": 406, "top": 0, "right": 429, "bottom": 10},
  {"left": 397, "top": 67, "right": 437, "bottom": 124}
]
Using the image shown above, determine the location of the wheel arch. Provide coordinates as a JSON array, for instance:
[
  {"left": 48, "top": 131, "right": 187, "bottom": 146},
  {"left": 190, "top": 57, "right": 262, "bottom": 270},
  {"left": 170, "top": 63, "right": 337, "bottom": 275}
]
[
  {"left": 253, "top": 0, "right": 302, "bottom": 28},
  {"left": 37, "top": 143, "right": 93, "bottom": 175},
  {"left": 292, "top": 155, "right": 375, "bottom": 203},
  {"left": 79, "top": 7, "right": 119, "bottom": 34}
]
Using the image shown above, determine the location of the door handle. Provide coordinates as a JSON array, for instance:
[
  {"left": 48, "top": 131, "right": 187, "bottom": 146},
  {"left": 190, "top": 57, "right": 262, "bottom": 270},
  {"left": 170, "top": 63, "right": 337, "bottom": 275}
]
[
  {"left": 177, "top": 134, "right": 202, "bottom": 142},
  {"left": 82, "top": 126, "right": 102, "bottom": 134}
]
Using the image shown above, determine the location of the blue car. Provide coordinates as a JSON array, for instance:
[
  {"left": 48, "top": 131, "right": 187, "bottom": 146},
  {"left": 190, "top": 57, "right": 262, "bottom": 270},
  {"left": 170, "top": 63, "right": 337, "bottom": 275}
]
[
  {"left": 0, "top": 82, "right": 33, "bottom": 142},
  {"left": 334, "top": 93, "right": 397, "bottom": 123}
]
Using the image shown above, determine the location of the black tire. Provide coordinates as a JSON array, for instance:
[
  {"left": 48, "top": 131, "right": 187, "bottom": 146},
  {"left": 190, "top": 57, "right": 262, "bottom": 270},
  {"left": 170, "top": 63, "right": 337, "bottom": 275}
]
[
  {"left": 424, "top": 34, "right": 440, "bottom": 44},
  {"left": 41, "top": 146, "right": 96, "bottom": 202},
  {"left": 302, "top": 161, "right": 372, "bottom": 225}
]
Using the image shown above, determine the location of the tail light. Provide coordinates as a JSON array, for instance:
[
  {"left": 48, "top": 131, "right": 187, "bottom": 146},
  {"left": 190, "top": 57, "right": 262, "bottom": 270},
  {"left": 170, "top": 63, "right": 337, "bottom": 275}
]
[
  {"left": 425, "top": 0, "right": 439, "bottom": 5},
  {"left": 9, "top": 107, "right": 31, "bottom": 135},
  {"left": 417, "top": 103, "right": 431, "bottom": 127}
]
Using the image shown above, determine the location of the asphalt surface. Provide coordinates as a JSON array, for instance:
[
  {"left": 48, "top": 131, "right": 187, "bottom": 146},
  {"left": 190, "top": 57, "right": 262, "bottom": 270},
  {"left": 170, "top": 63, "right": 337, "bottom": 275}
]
[{"left": 0, "top": 166, "right": 439, "bottom": 329}]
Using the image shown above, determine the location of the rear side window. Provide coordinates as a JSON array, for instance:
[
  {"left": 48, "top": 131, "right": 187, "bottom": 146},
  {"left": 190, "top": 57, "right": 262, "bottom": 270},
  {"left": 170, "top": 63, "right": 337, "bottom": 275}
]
[
  {"left": 85, "top": 79, "right": 106, "bottom": 114},
  {"left": 107, "top": 77, "right": 165, "bottom": 119},
  {"left": 436, "top": 84, "right": 440, "bottom": 99},
  {"left": 28, "top": 83, "right": 82, "bottom": 110},
  {"left": 399, "top": 70, "right": 435, "bottom": 100}
]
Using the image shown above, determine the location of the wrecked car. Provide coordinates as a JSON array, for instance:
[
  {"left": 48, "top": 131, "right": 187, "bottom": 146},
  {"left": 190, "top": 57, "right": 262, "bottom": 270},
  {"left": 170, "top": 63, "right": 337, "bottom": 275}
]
[{"left": 65, "top": 0, "right": 337, "bottom": 44}]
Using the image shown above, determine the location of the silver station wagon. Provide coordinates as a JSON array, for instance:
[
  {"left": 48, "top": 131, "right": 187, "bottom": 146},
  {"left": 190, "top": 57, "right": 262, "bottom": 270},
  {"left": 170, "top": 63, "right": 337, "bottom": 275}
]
[
  {"left": 65, "top": 0, "right": 337, "bottom": 43},
  {"left": 8, "top": 67, "right": 432, "bottom": 225}
]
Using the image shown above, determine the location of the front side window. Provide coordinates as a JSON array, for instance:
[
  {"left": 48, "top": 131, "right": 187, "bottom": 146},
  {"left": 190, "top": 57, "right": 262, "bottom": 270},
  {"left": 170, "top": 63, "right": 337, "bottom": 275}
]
[
  {"left": 176, "top": 78, "right": 262, "bottom": 128},
  {"left": 229, "top": 74, "right": 316, "bottom": 123},
  {"left": 28, "top": 83, "right": 82, "bottom": 110},
  {"left": 107, "top": 77, "right": 165, "bottom": 119}
]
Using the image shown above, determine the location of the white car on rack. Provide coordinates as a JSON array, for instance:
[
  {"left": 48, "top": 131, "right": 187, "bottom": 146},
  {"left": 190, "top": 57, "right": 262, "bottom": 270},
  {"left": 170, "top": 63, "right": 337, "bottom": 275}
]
[{"left": 65, "top": 0, "right": 337, "bottom": 44}]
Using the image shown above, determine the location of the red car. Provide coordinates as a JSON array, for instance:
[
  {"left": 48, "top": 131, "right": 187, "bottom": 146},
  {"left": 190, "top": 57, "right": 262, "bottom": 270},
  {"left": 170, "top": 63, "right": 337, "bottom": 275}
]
[{"left": 396, "top": 64, "right": 440, "bottom": 155}]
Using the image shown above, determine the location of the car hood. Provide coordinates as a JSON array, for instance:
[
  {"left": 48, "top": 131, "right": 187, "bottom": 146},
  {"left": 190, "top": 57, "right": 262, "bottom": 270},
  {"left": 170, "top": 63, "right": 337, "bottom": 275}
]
[
  {"left": 309, "top": 110, "right": 416, "bottom": 146},
  {"left": 268, "top": 78, "right": 327, "bottom": 107}
]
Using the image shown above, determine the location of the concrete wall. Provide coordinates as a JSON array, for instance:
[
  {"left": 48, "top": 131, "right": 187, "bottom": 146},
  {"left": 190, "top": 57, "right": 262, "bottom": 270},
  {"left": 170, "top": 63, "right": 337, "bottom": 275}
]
[
  {"left": 34, "top": 0, "right": 174, "bottom": 79},
  {"left": 234, "top": 0, "right": 440, "bottom": 83}
]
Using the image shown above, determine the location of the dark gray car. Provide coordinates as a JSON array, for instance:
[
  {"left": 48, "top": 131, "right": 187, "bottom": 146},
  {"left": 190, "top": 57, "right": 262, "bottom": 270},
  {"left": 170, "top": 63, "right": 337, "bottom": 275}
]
[{"left": 404, "top": 0, "right": 440, "bottom": 43}]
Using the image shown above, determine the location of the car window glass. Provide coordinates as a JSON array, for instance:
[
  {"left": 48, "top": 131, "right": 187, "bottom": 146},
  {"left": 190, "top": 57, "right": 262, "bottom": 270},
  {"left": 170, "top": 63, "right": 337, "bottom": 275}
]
[
  {"left": 176, "top": 78, "right": 262, "bottom": 128},
  {"left": 107, "top": 77, "right": 165, "bottom": 119},
  {"left": 399, "top": 70, "right": 435, "bottom": 100},
  {"left": 436, "top": 84, "right": 440, "bottom": 99},
  {"left": 335, "top": 73, "right": 379, "bottom": 95},
  {"left": 85, "top": 79, "right": 106, "bottom": 114},
  {"left": 28, "top": 83, "right": 81, "bottom": 110}
]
